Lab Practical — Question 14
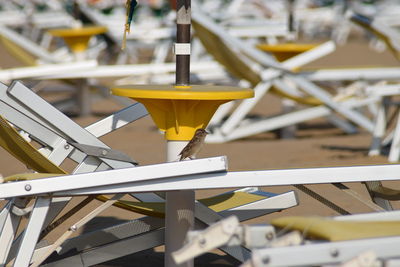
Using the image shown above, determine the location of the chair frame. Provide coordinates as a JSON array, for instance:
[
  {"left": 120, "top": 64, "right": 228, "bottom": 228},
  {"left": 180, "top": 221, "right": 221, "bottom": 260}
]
[{"left": 0, "top": 81, "right": 298, "bottom": 266}]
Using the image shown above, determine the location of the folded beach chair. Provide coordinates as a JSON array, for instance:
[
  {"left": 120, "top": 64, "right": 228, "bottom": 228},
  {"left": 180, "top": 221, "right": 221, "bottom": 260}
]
[
  {"left": 0, "top": 24, "right": 74, "bottom": 66},
  {"left": 172, "top": 211, "right": 400, "bottom": 266},
  {"left": 3, "top": 133, "right": 400, "bottom": 267},
  {"left": 190, "top": 5, "right": 400, "bottom": 145},
  {"left": 1, "top": 89, "right": 400, "bottom": 265},
  {"left": 0, "top": 136, "right": 230, "bottom": 267},
  {"left": 0, "top": 23, "right": 225, "bottom": 114},
  {"left": 0, "top": 23, "right": 110, "bottom": 116},
  {"left": 348, "top": 13, "right": 400, "bottom": 163},
  {"left": 191, "top": 11, "right": 377, "bottom": 144},
  {"left": 0, "top": 81, "right": 298, "bottom": 266},
  {"left": 190, "top": 4, "right": 400, "bottom": 211},
  {"left": 0, "top": 23, "right": 101, "bottom": 81}
]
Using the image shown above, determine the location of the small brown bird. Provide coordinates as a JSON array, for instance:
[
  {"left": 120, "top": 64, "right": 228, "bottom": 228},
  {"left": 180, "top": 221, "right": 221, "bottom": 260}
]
[{"left": 179, "top": 129, "right": 208, "bottom": 161}]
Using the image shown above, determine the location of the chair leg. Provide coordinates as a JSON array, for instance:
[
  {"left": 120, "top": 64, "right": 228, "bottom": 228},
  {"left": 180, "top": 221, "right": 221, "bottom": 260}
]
[
  {"left": 12, "top": 197, "right": 51, "bottom": 267},
  {"left": 364, "top": 181, "right": 393, "bottom": 211},
  {"left": 290, "top": 75, "right": 374, "bottom": 132},
  {"left": 30, "top": 194, "right": 123, "bottom": 267},
  {"left": 33, "top": 191, "right": 297, "bottom": 266},
  {"left": 6, "top": 157, "right": 102, "bottom": 261},
  {"left": 369, "top": 98, "right": 387, "bottom": 156},
  {"left": 75, "top": 78, "right": 91, "bottom": 117},
  {"left": 326, "top": 114, "right": 358, "bottom": 134},
  {"left": 40, "top": 228, "right": 165, "bottom": 267},
  {"left": 226, "top": 106, "right": 331, "bottom": 142},
  {"left": 280, "top": 99, "right": 297, "bottom": 139},
  {"left": 221, "top": 82, "right": 272, "bottom": 135},
  {"left": 0, "top": 198, "right": 29, "bottom": 265},
  {"left": 208, "top": 101, "right": 235, "bottom": 127},
  {"left": 388, "top": 111, "right": 400, "bottom": 162},
  {"left": 0, "top": 202, "right": 20, "bottom": 265}
]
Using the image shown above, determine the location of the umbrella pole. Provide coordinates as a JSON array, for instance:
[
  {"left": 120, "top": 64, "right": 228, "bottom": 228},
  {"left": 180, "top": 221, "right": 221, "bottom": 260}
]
[
  {"left": 175, "top": 0, "right": 191, "bottom": 86},
  {"left": 165, "top": 1, "right": 194, "bottom": 267}
]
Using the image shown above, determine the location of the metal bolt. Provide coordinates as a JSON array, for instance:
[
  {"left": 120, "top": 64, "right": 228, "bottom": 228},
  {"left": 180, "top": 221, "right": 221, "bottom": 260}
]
[
  {"left": 223, "top": 224, "right": 234, "bottom": 233},
  {"left": 24, "top": 184, "right": 32, "bottom": 191},
  {"left": 64, "top": 144, "right": 70, "bottom": 150},
  {"left": 70, "top": 225, "right": 77, "bottom": 232},
  {"left": 101, "top": 150, "right": 108, "bottom": 156},
  {"left": 265, "top": 232, "right": 274, "bottom": 241},
  {"left": 198, "top": 236, "right": 206, "bottom": 247},
  {"left": 330, "top": 248, "right": 339, "bottom": 258},
  {"left": 262, "top": 256, "right": 270, "bottom": 264}
]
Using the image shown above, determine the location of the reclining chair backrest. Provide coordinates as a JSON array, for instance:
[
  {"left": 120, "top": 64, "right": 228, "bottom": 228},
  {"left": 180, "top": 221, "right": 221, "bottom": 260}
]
[
  {"left": 191, "top": 10, "right": 322, "bottom": 106},
  {"left": 0, "top": 25, "right": 59, "bottom": 66},
  {"left": 191, "top": 8, "right": 399, "bottom": 209},
  {"left": 350, "top": 13, "right": 400, "bottom": 61},
  {"left": 0, "top": 115, "right": 66, "bottom": 174},
  {"left": 0, "top": 113, "right": 171, "bottom": 217}
]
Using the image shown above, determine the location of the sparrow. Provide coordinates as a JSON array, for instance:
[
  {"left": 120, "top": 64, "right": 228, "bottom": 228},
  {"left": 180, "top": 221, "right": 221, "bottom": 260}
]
[{"left": 179, "top": 129, "right": 208, "bottom": 161}]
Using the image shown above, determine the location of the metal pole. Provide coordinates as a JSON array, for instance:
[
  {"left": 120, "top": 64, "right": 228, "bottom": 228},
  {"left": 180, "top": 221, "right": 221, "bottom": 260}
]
[
  {"left": 165, "top": 141, "right": 195, "bottom": 267},
  {"left": 175, "top": 0, "right": 191, "bottom": 86},
  {"left": 73, "top": 51, "right": 91, "bottom": 117},
  {"left": 165, "top": 2, "right": 194, "bottom": 265},
  {"left": 287, "top": 0, "right": 296, "bottom": 41}
]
